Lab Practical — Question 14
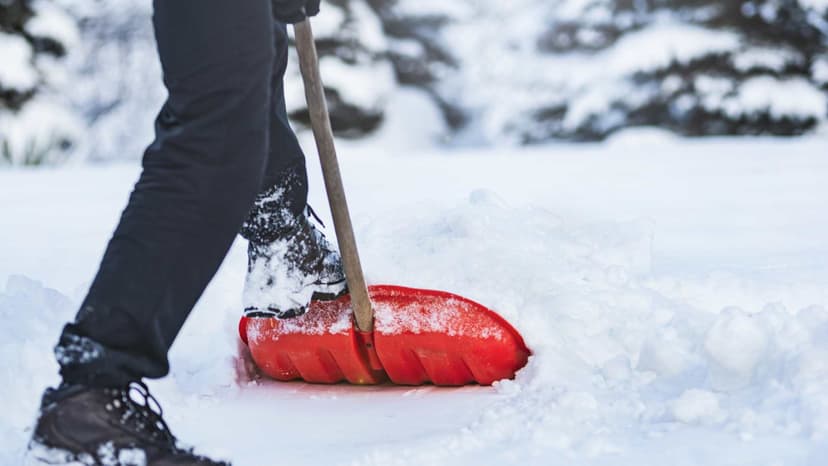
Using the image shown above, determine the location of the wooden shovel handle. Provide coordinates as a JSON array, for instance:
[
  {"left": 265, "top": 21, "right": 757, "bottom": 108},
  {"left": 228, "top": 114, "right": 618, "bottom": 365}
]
[{"left": 294, "top": 20, "right": 373, "bottom": 332}]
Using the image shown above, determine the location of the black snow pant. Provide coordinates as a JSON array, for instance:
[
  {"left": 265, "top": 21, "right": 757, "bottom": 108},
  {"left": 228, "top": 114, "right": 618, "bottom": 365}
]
[{"left": 55, "top": 0, "right": 308, "bottom": 388}]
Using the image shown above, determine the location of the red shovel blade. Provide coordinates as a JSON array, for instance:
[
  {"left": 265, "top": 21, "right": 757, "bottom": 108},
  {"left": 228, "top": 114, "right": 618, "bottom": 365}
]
[
  {"left": 240, "top": 285, "right": 530, "bottom": 386},
  {"left": 240, "top": 298, "right": 387, "bottom": 385}
]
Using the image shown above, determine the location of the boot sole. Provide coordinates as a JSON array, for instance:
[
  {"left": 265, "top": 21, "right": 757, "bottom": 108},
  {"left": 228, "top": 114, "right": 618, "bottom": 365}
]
[
  {"left": 245, "top": 280, "right": 348, "bottom": 318},
  {"left": 310, "top": 281, "right": 349, "bottom": 301}
]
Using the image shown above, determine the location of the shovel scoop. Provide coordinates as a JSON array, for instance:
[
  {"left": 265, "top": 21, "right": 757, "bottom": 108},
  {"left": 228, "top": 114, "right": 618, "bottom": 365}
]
[
  {"left": 240, "top": 285, "right": 529, "bottom": 385},
  {"left": 238, "top": 20, "right": 529, "bottom": 386}
]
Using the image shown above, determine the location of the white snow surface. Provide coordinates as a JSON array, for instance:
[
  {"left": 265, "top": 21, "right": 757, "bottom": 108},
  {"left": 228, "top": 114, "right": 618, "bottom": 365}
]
[{"left": 2, "top": 135, "right": 828, "bottom": 465}]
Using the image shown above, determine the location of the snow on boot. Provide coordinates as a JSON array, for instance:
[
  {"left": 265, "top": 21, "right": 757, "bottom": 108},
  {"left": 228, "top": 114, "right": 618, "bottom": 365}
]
[
  {"left": 26, "top": 383, "right": 229, "bottom": 466},
  {"left": 243, "top": 206, "right": 348, "bottom": 318}
]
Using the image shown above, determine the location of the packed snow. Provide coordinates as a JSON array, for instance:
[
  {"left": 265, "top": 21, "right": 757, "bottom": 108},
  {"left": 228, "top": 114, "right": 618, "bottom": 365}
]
[{"left": 2, "top": 132, "right": 827, "bottom": 465}]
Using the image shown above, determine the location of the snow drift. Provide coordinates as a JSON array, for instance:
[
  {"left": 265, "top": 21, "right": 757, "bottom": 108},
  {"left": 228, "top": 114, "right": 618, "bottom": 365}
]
[{"left": 2, "top": 136, "right": 827, "bottom": 464}]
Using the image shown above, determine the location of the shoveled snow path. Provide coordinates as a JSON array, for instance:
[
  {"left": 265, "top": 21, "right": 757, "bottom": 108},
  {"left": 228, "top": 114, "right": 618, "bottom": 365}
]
[{"left": 2, "top": 135, "right": 827, "bottom": 465}]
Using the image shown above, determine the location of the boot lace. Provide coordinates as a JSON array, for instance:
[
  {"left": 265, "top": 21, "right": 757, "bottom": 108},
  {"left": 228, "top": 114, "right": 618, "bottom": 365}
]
[
  {"left": 305, "top": 205, "right": 326, "bottom": 229},
  {"left": 105, "top": 381, "right": 177, "bottom": 448},
  {"left": 306, "top": 205, "right": 338, "bottom": 246}
]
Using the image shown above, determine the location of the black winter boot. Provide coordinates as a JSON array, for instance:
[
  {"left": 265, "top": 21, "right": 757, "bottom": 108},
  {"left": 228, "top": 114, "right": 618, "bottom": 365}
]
[
  {"left": 27, "top": 383, "right": 229, "bottom": 466},
  {"left": 243, "top": 206, "right": 348, "bottom": 318}
]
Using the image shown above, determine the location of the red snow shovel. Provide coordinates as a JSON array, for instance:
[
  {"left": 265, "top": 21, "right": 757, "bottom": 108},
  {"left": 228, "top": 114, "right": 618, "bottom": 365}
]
[{"left": 238, "top": 19, "right": 529, "bottom": 386}]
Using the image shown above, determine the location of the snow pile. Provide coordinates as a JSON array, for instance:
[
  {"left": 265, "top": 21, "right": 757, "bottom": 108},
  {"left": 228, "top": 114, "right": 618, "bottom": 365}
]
[
  {"left": 1, "top": 137, "right": 827, "bottom": 464},
  {"left": 352, "top": 190, "right": 828, "bottom": 464},
  {"left": 0, "top": 276, "right": 72, "bottom": 465},
  {"left": 671, "top": 388, "right": 726, "bottom": 425}
]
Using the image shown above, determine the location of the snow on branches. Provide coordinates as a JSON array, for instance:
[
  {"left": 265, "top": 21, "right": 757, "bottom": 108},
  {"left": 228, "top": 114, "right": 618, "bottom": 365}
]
[
  {"left": 0, "top": 0, "right": 81, "bottom": 166},
  {"left": 388, "top": 0, "right": 828, "bottom": 143}
]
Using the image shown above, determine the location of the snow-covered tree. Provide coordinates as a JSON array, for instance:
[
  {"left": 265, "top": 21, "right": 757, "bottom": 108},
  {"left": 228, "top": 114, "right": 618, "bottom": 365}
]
[
  {"left": 285, "top": 0, "right": 397, "bottom": 138},
  {"left": 49, "top": 0, "right": 165, "bottom": 163},
  {"left": 366, "top": 0, "right": 467, "bottom": 129},
  {"left": 371, "top": 0, "right": 828, "bottom": 143},
  {"left": 0, "top": 0, "right": 81, "bottom": 166},
  {"left": 33, "top": 0, "right": 396, "bottom": 163},
  {"left": 520, "top": 0, "right": 828, "bottom": 141},
  {"left": 5, "top": 0, "right": 828, "bottom": 165}
]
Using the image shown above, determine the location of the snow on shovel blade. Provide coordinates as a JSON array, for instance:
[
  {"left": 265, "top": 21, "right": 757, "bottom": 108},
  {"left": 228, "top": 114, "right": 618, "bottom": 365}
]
[
  {"left": 240, "top": 285, "right": 530, "bottom": 386},
  {"left": 240, "top": 295, "right": 387, "bottom": 385}
]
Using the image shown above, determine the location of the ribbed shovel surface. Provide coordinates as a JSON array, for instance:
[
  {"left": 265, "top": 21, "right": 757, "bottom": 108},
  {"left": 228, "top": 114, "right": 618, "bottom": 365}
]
[{"left": 240, "top": 285, "right": 529, "bottom": 386}]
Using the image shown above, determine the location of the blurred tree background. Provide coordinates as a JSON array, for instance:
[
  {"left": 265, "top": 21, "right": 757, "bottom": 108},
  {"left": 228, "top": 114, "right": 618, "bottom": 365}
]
[
  {"left": 1, "top": 0, "right": 827, "bottom": 165},
  {"left": 0, "top": 0, "right": 80, "bottom": 165}
]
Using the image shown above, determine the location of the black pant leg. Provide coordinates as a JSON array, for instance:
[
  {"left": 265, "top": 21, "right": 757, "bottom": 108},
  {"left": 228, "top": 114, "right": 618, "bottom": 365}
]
[
  {"left": 240, "top": 21, "right": 309, "bottom": 245},
  {"left": 264, "top": 21, "right": 308, "bottom": 200},
  {"left": 56, "top": 0, "right": 275, "bottom": 387}
]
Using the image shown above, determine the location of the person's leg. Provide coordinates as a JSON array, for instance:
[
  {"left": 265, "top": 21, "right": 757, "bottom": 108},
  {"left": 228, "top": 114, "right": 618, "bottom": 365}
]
[
  {"left": 55, "top": 0, "right": 275, "bottom": 388},
  {"left": 239, "top": 20, "right": 347, "bottom": 317},
  {"left": 241, "top": 21, "right": 307, "bottom": 244},
  {"left": 264, "top": 22, "right": 309, "bottom": 203}
]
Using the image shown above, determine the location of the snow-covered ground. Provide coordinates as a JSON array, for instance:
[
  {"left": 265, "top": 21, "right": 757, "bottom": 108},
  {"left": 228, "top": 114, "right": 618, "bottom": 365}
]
[{"left": 2, "top": 134, "right": 828, "bottom": 465}]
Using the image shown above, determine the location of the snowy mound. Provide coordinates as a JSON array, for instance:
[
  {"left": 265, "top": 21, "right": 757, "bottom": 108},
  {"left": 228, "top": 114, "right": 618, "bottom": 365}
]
[
  {"left": 0, "top": 277, "right": 71, "bottom": 465},
  {"left": 2, "top": 137, "right": 827, "bottom": 464},
  {"left": 356, "top": 189, "right": 828, "bottom": 464}
]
